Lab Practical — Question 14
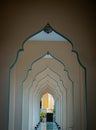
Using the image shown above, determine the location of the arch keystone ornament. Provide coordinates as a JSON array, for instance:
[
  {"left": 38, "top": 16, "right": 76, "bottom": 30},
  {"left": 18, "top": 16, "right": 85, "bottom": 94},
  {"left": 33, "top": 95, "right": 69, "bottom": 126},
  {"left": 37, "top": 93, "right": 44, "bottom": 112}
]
[{"left": 8, "top": 23, "right": 87, "bottom": 130}]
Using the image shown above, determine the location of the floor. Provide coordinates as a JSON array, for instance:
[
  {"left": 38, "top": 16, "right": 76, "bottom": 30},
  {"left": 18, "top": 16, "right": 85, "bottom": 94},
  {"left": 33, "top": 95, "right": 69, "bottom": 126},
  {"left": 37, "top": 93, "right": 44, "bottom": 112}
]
[{"left": 36, "top": 122, "right": 58, "bottom": 130}]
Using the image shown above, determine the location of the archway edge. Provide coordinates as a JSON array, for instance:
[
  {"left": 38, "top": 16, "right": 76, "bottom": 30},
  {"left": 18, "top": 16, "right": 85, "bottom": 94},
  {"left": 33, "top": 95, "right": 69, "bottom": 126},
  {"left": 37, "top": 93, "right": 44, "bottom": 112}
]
[{"left": 9, "top": 23, "right": 86, "bottom": 71}]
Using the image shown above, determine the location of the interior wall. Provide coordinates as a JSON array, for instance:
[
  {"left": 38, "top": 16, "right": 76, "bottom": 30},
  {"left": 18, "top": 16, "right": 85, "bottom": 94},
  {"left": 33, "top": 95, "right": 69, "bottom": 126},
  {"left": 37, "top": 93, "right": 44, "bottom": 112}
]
[{"left": 0, "top": 1, "right": 96, "bottom": 130}]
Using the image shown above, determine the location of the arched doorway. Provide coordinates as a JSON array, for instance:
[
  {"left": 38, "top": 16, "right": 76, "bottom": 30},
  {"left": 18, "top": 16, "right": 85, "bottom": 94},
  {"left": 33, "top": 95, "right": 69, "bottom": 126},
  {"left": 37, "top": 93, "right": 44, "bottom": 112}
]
[
  {"left": 27, "top": 64, "right": 68, "bottom": 130},
  {"left": 40, "top": 93, "right": 55, "bottom": 122},
  {"left": 8, "top": 24, "right": 87, "bottom": 130}
]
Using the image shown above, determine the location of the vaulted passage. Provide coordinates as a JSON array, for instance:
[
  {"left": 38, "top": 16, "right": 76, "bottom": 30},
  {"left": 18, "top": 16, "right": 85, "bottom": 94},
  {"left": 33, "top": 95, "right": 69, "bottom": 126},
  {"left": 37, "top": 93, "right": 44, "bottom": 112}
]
[
  {"left": 22, "top": 55, "right": 72, "bottom": 130},
  {"left": 9, "top": 24, "right": 87, "bottom": 130}
]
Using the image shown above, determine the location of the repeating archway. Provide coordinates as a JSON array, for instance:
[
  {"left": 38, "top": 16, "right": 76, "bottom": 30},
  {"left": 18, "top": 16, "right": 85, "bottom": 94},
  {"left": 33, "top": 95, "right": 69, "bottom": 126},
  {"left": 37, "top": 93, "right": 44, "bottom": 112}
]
[
  {"left": 9, "top": 24, "right": 87, "bottom": 130},
  {"left": 22, "top": 57, "right": 73, "bottom": 130}
]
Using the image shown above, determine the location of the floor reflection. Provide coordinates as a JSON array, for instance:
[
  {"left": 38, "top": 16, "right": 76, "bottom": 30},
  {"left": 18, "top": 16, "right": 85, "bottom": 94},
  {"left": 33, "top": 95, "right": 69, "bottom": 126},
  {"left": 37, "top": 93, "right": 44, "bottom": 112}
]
[{"left": 37, "top": 122, "right": 58, "bottom": 130}]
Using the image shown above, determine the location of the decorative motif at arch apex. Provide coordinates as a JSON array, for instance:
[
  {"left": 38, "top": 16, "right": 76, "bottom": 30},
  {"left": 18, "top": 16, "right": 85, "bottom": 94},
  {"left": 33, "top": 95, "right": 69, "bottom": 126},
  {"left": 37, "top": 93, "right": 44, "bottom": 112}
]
[{"left": 9, "top": 23, "right": 86, "bottom": 71}]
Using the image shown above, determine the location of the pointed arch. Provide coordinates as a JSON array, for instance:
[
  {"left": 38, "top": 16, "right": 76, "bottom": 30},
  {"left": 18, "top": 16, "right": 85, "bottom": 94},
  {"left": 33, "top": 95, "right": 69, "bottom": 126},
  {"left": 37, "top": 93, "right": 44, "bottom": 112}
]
[{"left": 8, "top": 24, "right": 87, "bottom": 130}]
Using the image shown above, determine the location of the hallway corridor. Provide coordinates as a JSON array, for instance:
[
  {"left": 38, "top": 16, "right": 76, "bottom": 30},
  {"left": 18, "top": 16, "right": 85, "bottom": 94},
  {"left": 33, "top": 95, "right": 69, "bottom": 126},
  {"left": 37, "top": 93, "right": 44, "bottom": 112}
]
[{"left": 8, "top": 24, "right": 87, "bottom": 130}]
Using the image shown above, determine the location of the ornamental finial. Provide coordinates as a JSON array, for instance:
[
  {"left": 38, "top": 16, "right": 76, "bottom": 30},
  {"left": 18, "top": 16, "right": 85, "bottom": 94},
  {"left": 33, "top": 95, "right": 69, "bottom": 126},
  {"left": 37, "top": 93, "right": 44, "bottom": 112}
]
[{"left": 43, "top": 23, "right": 53, "bottom": 34}]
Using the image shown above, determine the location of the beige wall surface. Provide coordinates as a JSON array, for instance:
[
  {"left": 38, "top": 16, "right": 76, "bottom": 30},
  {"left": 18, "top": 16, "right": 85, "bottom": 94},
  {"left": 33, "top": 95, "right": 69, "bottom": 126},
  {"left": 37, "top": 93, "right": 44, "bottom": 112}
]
[{"left": 0, "top": 1, "right": 96, "bottom": 130}]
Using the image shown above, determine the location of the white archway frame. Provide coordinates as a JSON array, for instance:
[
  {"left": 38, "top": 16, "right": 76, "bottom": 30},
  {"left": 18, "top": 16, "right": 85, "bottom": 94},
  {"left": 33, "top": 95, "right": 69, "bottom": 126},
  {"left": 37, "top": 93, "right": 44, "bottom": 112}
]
[
  {"left": 22, "top": 60, "right": 73, "bottom": 130},
  {"left": 8, "top": 24, "right": 87, "bottom": 130}
]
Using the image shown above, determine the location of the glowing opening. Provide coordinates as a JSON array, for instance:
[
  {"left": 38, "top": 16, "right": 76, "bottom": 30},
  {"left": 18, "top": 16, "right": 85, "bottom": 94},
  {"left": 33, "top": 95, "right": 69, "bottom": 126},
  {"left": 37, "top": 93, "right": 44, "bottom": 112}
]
[
  {"left": 40, "top": 93, "right": 54, "bottom": 113},
  {"left": 40, "top": 93, "right": 55, "bottom": 122}
]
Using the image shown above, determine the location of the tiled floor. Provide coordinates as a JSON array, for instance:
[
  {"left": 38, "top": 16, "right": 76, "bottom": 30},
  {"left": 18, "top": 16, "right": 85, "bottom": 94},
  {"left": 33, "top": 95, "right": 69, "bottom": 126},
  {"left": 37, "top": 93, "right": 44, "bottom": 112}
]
[{"left": 37, "top": 122, "right": 58, "bottom": 130}]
